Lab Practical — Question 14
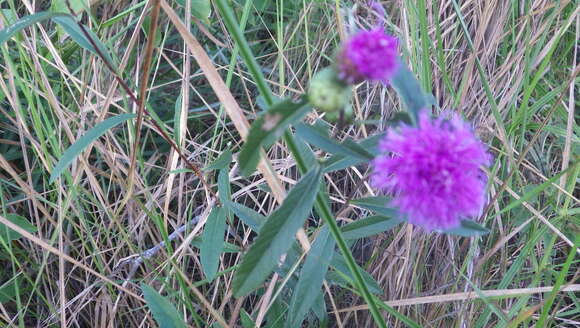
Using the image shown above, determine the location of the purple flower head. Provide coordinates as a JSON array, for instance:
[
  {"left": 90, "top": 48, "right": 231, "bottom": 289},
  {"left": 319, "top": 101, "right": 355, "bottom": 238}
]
[
  {"left": 372, "top": 112, "right": 491, "bottom": 231},
  {"left": 336, "top": 28, "right": 399, "bottom": 84}
]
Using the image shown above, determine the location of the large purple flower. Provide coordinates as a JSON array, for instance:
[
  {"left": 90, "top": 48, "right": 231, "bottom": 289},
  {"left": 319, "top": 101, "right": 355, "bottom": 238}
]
[
  {"left": 372, "top": 112, "right": 491, "bottom": 231},
  {"left": 336, "top": 28, "right": 399, "bottom": 84}
]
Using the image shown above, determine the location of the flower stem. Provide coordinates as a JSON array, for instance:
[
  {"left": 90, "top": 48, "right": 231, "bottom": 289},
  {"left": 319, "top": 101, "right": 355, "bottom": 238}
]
[{"left": 214, "top": 1, "right": 387, "bottom": 326}]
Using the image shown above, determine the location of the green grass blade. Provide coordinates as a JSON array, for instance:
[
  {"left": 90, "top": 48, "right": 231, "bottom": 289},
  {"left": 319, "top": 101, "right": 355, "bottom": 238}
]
[
  {"left": 0, "top": 11, "right": 66, "bottom": 44},
  {"left": 52, "top": 15, "right": 114, "bottom": 65},
  {"left": 49, "top": 113, "right": 135, "bottom": 183}
]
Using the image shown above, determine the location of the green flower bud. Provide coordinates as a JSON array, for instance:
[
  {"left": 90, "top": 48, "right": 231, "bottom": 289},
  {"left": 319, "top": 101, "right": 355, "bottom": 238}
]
[{"left": 307, "top": 67, "right": 352, "bottom": 113}]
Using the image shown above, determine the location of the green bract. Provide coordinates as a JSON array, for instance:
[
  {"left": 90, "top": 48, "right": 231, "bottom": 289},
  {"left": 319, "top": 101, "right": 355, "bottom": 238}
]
[{"left": 307, "top": 67, "right": 351, "bottom": 113}]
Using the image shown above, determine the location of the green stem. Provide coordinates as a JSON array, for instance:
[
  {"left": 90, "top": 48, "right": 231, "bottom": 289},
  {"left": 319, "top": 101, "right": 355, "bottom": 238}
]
[{"left": 214, "top": 1, "right": 387, "bottom": 327}]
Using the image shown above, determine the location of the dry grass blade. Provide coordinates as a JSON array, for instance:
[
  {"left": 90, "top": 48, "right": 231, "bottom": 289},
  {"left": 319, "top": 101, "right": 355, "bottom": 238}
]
[{"left": 335, "top": 284, "right": 580, "bottom": 311}]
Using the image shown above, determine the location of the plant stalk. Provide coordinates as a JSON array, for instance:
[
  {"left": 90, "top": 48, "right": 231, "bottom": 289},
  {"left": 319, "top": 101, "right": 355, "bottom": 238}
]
[{"left": 214, "top": 1, "right": 387, "bottom": 326}]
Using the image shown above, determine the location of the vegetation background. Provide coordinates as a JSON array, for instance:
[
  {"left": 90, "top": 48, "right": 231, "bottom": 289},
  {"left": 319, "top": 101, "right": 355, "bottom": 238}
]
[{"left": 0, "top": 0, "right": 578, "bottom": 327}]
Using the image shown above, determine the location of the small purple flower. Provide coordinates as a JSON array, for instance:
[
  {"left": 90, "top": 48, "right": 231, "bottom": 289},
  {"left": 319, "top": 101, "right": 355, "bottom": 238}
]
[
  {"left": 372, "top": 112, "right": 491, "bottom": 231},
  {"left": 336, "top": 28, "right": 399, "bottom": 84}
]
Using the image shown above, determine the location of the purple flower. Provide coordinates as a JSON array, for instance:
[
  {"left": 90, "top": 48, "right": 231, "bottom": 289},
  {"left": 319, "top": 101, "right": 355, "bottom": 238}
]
[
  {"left": 372, "top": 112, "right": 491, "bottom": 231},
  {"left": 336, "top": 28, "right": 399, "bottom": 84}
]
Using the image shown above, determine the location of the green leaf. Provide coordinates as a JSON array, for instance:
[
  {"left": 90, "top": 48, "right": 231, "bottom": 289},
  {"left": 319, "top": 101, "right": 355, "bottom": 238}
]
[
  {"left": 233, "top": 165, "right": 322, "bottom": 296},
  {"left": 201, "top": 206, "right": 227, "bottom": 281},
  {"left": 52, "top": 15, "right": 114, "bottom": 66},
  {"left": 0, "top": 276, "right": 20, "bottom": 303},
  {"left": 168, "top": 168, "right": 195, "bottom": 174},
  {"left": 341, "top": 215, "right": 402, "bottom": 240},
  {"left": 204, "top": 150, "right": 232, "bottom": 171},
  {"left": 311, "top": 293, "right": 328, "bottom": 327},
  {"left": 49, "top": 113, "right": 135, "bottom": 183},
  {"left": 218, "top": 168, "right": 232, "bottom": 217},
  {"left": 349, "top": 196, "right": 399, "bottom": 218},
  {"left": 226, "top": 201, "right": 265, "bottom": 232},
  {"left": 0, "top": 12, "right": 67, "bottom": 45},
  {"left": 173, "top": 92, "right": 183, "bottom": 146},
  {"left": 295, "top": 122, "right": 374, "bottom": 161},
  {"left": 141, "top": 284, "right": 187, "bottom": 328},
  {"left": 444, "top": 220, "right": 490, "bottom": 236},
  {"left": 386, "top": 112, "right": 413, "bottom": 127},
  {"left": 390, "top": 61, "right": 431, "bottom": 121},
  {"left": 51, "top": 0, "right": 87, "bottom": 13},
  {"left": 191, "top": 237, "right": 240, "bottom": 253},
  {"left": 238, "top": 98, "right": 311, "bottom": 177},
  {"left": 328, "top": 254, "right": 383, "bottom": 295},
  {"left": 240, "top": 309, "right": 256, "bottom": 328},
  {"left": 0, "top": 214, "right": 37, "bottom": 242},
  {"left": 176, "top": 0, "right": 212, "bottom": 24},
  {"left": 323, "top": 133, "right": 384, "bottom": 173},
  {"left": 286, "top": 226, "right": 335, "bottom": 328}
]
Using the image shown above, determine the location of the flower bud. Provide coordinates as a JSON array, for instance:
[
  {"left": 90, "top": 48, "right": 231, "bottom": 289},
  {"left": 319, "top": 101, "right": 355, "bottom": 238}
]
[{"left": 307, "top": 67, "right": 352, "bottom": 113}]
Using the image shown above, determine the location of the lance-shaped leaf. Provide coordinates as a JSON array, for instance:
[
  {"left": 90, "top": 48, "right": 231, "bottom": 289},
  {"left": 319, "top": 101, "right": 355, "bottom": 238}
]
[
  {"left": 444, "top": 220, "right": 490, "bottom": 237},
  {"left": 238, "top": 98, "right": 311, "bottom": 177},
  {"left": 0, "top": 12, "right": 65, "bottom": 44},
  {"left": 391, "top": 61, "right": 431, "bottom": 122},
  {"left": 349, "top": 196, "right": 399, "bottom": 218},
  {"left": 233, "top": 165, "right": 322, "bottom": 297},
  {"left": 49, "top": 113, "right": 135, "bottom": 183},
  {"left": 286, "top": 226, "right": 335, "bottom": 328},
  {"left": 226, "top": 201, "right": 265, "bottom": 232},
  {"left": 200, "top": 206, "right": 228, "bottom": 281},
  {"left": 341, "top": 215, "right": 403, "bottom": 240},
  {"left": 141, "top": 284, "right": 187, "bottom": 328},
  {"left": 323, "top": 133, "right": 384, "bottom": 173},
  {"left": 295, "top": 122, "right": 374, "bottom": 160},
  {"left": 0, "top": 214, "right": 37, "bottom": 242}
]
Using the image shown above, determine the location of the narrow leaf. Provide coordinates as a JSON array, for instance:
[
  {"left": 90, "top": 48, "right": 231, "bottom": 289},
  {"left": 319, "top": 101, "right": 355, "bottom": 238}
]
[
  {"left": 323, "top": 133, "right": 384, "bottom": 173},
  {"left": 226, "top": 201, "right": 265, "bottom": 232},
  {"left": 295, "top": 122, "right": 373, "bottom": 160},
  {"left": 390, "top": 62, "right": 431, "bottom": 121},
  {"left": 0, "top": 214, "right": 37, "bottom": 242},
  {"left": 328, "top": 254, "right": 383, "bottom": 295},
  {"left": 233, "top": 165, "right": 322, "bottom": 297},
  {"left": 311, "top": 293, "right": 328, "bottom": 327},
  {"left": 444, "top": 220, "right": 490, "bottom": 236},
  {"left": 287, "top": 226, "right": 335, "bottom": 328},
  {"left": 341, "top": 215, "right": 402, "bottom": 240},
  {"left": 52, "top": 15, "right": 114, "bottom": 66},
  {"left": 51, "top": 0, "right": 88, "bottom": 14},
  {"left": 168, "top": 168, "right": 195, "bottom": 174},
  {"left": 238, "top": 98, "right": 311, "bottom": 177},
  {"left": 218, "top": 168, "right": 232, "bottom": 217},
  {"left": 0, "top": 12, "right": 67, "bottom": 44},
  {"left": 0, "top": 276, "right": 20, "bottom": 303},
  {"left": 176, "top": 0, "right": 212, "bottom": 24},
  {"left": 191, "top": 237, "right": 240, "bottom": 253},
  {"left": 141, "top": 284, "right": 187, "bottom": 328},
  {"left": 201, "top": 206, "right": 227, "bottom": 281},
  {"left": 204, "top": 150, "right": 232, "bottom": 171},
  {"left": 349, "top": 196, "right": 399, "bottom": 218},
  {"left": 240, "top": 309, "right": 256, "bottom": 328},
  {"left": 49, "top": 113, "right": 135, "bottom": 183}
]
